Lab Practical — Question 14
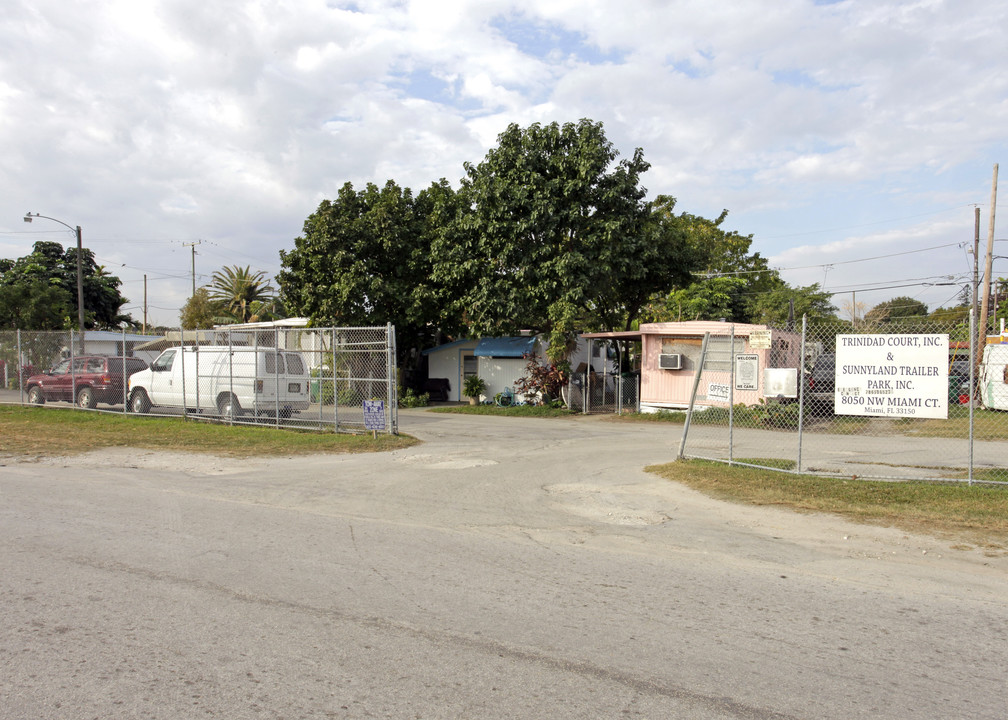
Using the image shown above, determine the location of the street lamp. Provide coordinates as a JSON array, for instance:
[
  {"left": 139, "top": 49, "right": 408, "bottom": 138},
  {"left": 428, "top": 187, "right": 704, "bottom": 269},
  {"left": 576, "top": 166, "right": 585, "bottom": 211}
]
[{"left": 23, "top": 212, "right": 85, "bottom": 337}]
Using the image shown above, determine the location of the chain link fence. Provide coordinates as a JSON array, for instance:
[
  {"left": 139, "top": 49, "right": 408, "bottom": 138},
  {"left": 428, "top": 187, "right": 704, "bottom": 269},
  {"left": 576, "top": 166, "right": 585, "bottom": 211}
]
[
  {"left": 565, "top": 370, "right": 639, "bottom": 414},
  {"left": 677, "top": 317, "right": 1008, "bottom": 484},
  {"left": 561, "top": 337, "right": 640, "bottom": 414},
  {"left": 0, "top": 325, "right": 398, "bottom": 434}
]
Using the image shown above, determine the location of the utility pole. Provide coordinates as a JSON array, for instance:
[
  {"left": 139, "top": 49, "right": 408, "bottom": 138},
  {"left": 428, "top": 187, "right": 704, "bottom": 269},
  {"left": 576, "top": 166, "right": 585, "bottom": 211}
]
[
  {"left": 979, "top": 164, "right": 999, "bottom": 350},
  {"left": 183, "top": 240, "right": 201, "bottom": 297},
  {"left": 143, "top": 274, "right": 148, "bottom": 335},
  {"left": 74, "top": 225, "right": 84, "bottom": 338}
]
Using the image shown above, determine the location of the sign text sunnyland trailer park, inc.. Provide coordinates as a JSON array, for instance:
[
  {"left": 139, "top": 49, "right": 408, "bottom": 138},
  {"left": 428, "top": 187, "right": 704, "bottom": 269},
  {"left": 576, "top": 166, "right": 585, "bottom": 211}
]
[{"left": 834, "top": 334, "right": 949, "bottom": 419}]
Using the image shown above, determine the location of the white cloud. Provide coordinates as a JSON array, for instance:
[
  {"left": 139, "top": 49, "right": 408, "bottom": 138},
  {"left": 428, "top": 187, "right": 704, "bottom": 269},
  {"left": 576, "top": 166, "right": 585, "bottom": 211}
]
[{"left": 1, "top": 0, "right": 1006, "bottom": 325}]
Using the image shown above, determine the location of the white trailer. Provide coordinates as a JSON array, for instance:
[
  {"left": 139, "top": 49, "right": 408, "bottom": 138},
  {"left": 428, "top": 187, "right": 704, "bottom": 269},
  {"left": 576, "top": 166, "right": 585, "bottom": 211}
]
[{"left": 980, "top": 344, "right": 1008, "bottom": 411}]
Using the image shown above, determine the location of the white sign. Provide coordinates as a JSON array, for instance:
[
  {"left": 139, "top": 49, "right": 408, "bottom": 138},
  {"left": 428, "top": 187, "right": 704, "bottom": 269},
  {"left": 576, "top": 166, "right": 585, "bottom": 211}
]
[
  {"left": 734, "top": 353, "right": 759, "bottom": 391},
  {"left": 707, "top": 382, "right": 730, "bottom": 403},
  {"left": 749, "top": 330, "right": 771, "bottom": 349},
  {"left": 834, "top": 334, "right": 949, "bottom": 418}
]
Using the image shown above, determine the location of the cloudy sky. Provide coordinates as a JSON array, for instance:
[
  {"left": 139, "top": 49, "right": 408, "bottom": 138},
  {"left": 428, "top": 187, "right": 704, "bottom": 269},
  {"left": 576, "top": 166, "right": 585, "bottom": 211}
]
[{"left": 1, "top": 0, "right": 1005, "bottom": 328}]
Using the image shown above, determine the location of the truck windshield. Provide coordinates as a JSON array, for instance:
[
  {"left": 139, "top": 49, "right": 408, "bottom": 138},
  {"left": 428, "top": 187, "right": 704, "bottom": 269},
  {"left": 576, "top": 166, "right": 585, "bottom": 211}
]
[{"left": 152, "top": 350, "right": 176, "bottom": 372}]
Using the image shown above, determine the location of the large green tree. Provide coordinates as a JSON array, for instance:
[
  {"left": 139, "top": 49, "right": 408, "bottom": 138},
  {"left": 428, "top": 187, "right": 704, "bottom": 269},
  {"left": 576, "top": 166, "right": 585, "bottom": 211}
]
[
  {"left": 746, "top": 281, "right": 836, "bottom": 326},
  {"left": 433, "top": 119, "right": 694, "bottom": 353},
  {"left": 179, "top": 287, "right": 225, "bottom": 330},
  {"left": 0, "top": 281, "right": 72, "bottom": 329},
  {"left": 864, "top": 296, "right": 929, "bottom": 324},
  {"left": 277, "top": 179, "right": 453, "bottom": 360},
  {"left": 0, "top": 241, "right": 130, "bottom": 329},
  {"left": 647, "top": 276, "right": 748, "bottom": 323}
]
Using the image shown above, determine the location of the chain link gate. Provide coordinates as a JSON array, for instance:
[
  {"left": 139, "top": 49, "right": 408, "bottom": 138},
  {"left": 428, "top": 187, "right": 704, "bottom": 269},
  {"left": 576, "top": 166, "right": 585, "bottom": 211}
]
[
  {"left": 564, "top": 337, "right": 640, "bottom": 414},
  {"left": 1, "top": 325, "right": 398, "bottom": 434}
]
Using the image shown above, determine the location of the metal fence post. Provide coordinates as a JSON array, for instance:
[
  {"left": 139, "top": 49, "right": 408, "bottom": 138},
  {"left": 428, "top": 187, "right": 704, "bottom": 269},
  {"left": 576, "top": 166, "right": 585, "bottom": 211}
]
[
  {"left": 336, "top": 326, "right": 344, "bottom": 431},
  {"left": 679, "top": 332, "right": 710, "bottom": 459},
  {"left": 16, "top": 329, "right": 22, "bottom": 401},
  {"left": 797, "top": 315, "right": 807, "bottom": 472},
  {"left": 728, "top": 324, "right": 736, "bottom": 465},
  {"left": 274, "top": 327, "right": 281, "bottom": 428},
  {"left": 388, "top": 322, "right": 398, "bottom": 434},
  {"left": 69, "top": 329, "right": 77, "bottom": 409},
  {"left": 122, "top": 327, "right": 128, "bottom": 413},
  {"left": 969, "top": 308, "right": 975, "bottom": 485},
  {"left": 181, "top": 328, "right": 188, "bottom": 418}
]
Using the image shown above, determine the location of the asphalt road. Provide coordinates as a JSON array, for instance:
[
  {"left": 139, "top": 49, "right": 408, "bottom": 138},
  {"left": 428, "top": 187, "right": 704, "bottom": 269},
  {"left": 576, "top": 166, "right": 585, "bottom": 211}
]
[{"left": 2, "top": 410, "right": 1007, "bottom": 719}]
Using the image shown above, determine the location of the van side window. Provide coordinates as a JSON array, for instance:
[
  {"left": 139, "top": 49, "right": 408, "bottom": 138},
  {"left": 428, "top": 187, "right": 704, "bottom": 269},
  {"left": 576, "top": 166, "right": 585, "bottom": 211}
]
[
  {"left": 285, "top": 354, "right": 305, "bottom": 374},
  {"left": 264, "top": 353, "right": 277, "bottom": 374}
]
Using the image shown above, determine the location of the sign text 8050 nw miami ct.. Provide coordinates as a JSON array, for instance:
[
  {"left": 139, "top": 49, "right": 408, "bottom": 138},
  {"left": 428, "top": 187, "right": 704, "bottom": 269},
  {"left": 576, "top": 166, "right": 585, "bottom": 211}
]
[{"left": 834, "top": 334, "right": 949, "bottom": 419}]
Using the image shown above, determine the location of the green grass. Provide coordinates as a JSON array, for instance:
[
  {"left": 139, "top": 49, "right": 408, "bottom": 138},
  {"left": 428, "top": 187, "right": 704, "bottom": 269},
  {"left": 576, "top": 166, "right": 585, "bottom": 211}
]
[
  {"left": 648, "top": 459, "right": 1008, "bottom": 547},
  {"left": 733, "top": 457, "right": 797, "bottom": 470},
  {"left": 0, "top": 406, "right": 418, "bottom": 458},
  {"left": 428, "top": 403, "right": 576, "bottom": 417},
  {"left": 608, "top": 405, "right": 1008, "bottom": 440}
]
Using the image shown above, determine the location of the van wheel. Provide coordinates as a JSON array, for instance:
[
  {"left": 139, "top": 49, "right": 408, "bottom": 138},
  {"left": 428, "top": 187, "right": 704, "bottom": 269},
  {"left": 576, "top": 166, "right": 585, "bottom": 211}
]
[
  {"left": 76, "top": 387, "right": 96, "bottom": 409},
  {"left": 218, "top": 394, "right": 241, "bottom": 418},
  {"left": 129, "top": 389, "right": 151, "bottom": 414}
]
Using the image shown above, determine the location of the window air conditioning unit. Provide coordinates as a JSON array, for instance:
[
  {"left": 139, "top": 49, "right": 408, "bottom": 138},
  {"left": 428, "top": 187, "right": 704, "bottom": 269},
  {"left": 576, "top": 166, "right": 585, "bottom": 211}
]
[{"left": 659, "top": 353, "right": 682, "bottom": 370}]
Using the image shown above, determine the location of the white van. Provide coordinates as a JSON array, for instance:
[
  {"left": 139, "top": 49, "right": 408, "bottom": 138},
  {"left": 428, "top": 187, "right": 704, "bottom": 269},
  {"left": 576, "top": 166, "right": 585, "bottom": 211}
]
[
  {"left": 980, "top": 344, "right": 1008, "bottom": 411},
  {"left": 128, "top": 345, "right": 310, "bottom": 418}
]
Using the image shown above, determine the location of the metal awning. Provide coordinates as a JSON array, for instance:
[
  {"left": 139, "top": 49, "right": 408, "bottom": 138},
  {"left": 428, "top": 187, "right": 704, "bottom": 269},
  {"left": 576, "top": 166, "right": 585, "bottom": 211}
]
[
  {"left": 579, "top": 330, "right": 643, "bottom": 341},
  {"left": 473, "top": 336, "right": 538, "bottom": 358},
  {"left": 133, "top": 330, "right": 217, "bottom": 352}
]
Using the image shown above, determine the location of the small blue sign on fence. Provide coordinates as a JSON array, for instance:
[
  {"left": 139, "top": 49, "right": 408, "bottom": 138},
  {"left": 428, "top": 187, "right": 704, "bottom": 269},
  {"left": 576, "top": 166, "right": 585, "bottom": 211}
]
[{"left": 363, "top": 399, "right": 385, "bottom": 431}]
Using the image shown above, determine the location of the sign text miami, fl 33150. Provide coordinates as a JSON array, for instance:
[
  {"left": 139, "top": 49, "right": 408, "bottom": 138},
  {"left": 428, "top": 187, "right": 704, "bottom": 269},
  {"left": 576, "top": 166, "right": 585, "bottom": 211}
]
[{"left": 834, "top": 334, "right": 949, "bottom": 419}]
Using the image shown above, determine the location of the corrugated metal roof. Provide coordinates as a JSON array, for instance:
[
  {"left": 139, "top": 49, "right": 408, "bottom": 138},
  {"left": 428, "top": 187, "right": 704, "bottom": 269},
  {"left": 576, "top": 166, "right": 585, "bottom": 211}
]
[
  {"left": 637, "top": 321, "right": 769, "bottom": 336},
  {"left": 421, "top": 338, "right": 477, "bottom": 356},
  {"left": 81, "top": 331, "right": 163, "bottom": 343},
  {"left": 474, "top": 336, "right": 538, "bottom": 358}
]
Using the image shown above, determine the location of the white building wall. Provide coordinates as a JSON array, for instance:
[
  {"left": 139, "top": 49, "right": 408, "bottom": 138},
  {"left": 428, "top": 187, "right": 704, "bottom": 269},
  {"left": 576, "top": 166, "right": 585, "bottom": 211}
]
[
  {"left": 426, "top": 340, "right": 478, "bottom": 402},
  {"left": 478, "top": 358, "right": 529, "bottom": 402}
]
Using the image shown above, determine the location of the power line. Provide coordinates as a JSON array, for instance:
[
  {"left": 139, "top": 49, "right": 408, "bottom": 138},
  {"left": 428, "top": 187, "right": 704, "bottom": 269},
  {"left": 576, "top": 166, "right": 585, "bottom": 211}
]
[{"left": 755, "top": 204, "right": 973, "bottom": 241}]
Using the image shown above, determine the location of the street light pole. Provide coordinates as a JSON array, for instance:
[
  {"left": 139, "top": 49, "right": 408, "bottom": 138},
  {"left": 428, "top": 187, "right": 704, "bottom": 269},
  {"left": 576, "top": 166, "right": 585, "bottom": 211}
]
[{"left": 23, "top": 212, "right": 86, "bottom": 337}]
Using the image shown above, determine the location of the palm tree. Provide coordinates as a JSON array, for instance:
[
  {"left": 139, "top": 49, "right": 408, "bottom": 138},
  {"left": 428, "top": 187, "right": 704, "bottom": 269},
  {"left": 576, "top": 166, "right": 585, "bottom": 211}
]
[{"left": 206, "top": 265, "right": 276, "bottom": 323}]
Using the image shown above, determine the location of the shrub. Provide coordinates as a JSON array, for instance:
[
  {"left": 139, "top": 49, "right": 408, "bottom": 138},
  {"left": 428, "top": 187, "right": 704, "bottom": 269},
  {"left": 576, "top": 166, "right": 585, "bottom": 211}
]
[
  {"left": 399, "top": 388, "right": 430, "bottom": 408},
  {"left": 463, "top": 375, "right": 486, "bottom": 400},
  {"left": 514, "top": 353, "right": 569, "bottom": 405}
]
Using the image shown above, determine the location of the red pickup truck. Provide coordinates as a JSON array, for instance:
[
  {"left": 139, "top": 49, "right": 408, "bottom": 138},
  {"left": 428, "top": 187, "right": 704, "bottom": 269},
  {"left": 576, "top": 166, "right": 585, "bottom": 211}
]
[{"left": 24, "top": 355, "right": 149, "bottom": 409}]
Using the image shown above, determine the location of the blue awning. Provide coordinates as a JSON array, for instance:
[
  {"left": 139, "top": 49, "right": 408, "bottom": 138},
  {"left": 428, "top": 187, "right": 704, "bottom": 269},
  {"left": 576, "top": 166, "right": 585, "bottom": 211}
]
[
  {"left": 473, "top": 336, "right": 538, "bottom": 358},
  {"left": 421, "top": 339, "right": 476, "bottom": 356}
]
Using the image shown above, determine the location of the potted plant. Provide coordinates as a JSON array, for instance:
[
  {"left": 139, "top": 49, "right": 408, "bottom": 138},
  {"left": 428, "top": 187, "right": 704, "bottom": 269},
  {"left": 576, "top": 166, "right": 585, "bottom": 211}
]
[{"left": 462, "top": 375, "right": 486, "bottom": 405}]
